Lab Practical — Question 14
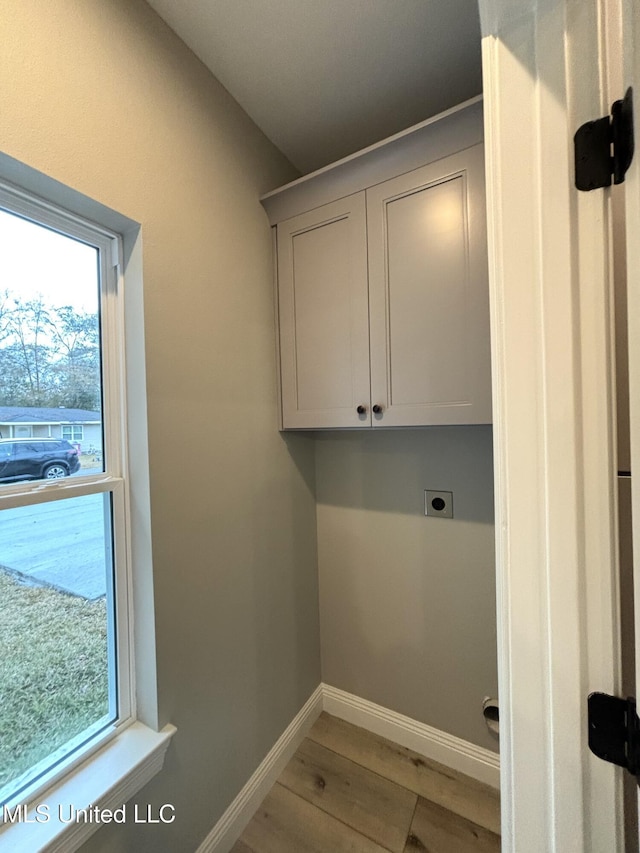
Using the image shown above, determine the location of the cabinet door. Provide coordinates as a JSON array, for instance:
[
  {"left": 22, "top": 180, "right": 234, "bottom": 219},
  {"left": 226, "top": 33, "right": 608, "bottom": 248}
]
[
  {"left": 277, "top": 193, "right": 371, "bottom": 428},
  {"left": 367, "top": 144, "right": 492, "bottom": 426}
]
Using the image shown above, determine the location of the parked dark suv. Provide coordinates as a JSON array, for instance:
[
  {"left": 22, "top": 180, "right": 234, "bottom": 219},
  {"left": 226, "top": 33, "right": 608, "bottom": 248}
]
[{"left": 0, "top": 438, "right": 81, "bottom": 483}]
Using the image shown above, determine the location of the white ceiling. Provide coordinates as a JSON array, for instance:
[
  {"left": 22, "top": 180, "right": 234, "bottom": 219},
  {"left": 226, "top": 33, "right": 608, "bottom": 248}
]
[{"left": 146, "top": 0, "right": 483, "bottom": 175}]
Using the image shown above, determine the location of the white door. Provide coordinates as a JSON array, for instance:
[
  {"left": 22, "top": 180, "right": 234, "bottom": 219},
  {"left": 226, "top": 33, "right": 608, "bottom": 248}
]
[{"left": 479, "top": 0, "right": 638, "bottom": 850}]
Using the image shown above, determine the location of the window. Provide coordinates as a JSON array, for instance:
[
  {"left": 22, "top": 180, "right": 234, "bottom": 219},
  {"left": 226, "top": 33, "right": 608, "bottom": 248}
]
[
  {"left": 0, "top": 184, "right": 130, "bottom": 809},
  {"left": 61, "top": 425, "right": 84, "bottom": 442},
  {"left": 0, "top": 171, "right": 172, "bottom": 853}
]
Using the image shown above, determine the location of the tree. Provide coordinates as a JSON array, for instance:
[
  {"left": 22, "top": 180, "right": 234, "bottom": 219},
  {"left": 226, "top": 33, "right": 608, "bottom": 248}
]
[
  {"left": 46, "top": 306, "right": 101, "bottom": 410},
  {"left": 0, "top": 296, "right": 101, "bottom": 410},
  {"left": 0, "top": 296, "right": 53, "bottom": 406}
]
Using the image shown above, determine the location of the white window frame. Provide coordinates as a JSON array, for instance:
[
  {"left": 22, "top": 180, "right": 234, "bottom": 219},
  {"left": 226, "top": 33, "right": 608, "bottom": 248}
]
[
  {"left": 0, "top": 183, "right": 135, "bottom": 787},
  {"left": 0, "top": 173, "right": 174, "bottom": 853}
]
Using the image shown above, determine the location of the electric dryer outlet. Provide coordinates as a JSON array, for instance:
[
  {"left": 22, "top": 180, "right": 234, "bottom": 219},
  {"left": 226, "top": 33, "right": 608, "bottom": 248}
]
[{"left": 424, "top": 490, "right": 454, "bottom": 518}]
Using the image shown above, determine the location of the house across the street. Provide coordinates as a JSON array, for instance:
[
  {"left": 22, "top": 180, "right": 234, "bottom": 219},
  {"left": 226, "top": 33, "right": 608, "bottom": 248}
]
[{"left": 0, "top": 406, "right": 102, "bottom": 453}]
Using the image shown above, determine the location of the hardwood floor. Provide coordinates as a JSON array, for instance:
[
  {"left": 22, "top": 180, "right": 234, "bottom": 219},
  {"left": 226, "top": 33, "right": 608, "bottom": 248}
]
[{"left": 232, "top": 712, "right": 501, "bottom": 853}]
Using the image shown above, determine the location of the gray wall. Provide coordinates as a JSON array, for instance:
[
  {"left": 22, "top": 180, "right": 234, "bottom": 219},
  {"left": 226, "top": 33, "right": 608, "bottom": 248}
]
[
  {"left": 0, "top": 2, "right": 320, "bottom": 851},
  {"left": 315, "top": 427, "right": 498, "bottom": 752}
]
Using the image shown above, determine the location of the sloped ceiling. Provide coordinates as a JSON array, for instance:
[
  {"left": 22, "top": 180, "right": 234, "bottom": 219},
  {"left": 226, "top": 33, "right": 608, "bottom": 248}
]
[{"left": 145, "top": 0, "right": 483, "bottom": 174}]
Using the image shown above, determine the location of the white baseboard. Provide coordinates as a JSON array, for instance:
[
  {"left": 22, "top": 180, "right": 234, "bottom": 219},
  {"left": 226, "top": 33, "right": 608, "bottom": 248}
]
[
  {"left": 196, "top": 685, "right": 323, "bottom": 853},
  {"left": 321, "top": 684, "right": 500, "bottom": 789},
  {"left": 197, "top": 682, "right": 500, "bottom": 851}
]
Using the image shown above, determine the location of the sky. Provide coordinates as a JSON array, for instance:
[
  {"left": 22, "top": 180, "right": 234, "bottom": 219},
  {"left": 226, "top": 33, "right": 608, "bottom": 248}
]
[{"left": 0, "top": 209, "right": 99, "bottom": 314}]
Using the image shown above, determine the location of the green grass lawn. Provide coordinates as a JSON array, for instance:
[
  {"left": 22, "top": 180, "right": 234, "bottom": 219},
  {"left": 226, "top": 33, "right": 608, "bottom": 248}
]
[{"left": 0, "top": 569, "right": 108, "bottom": 791}]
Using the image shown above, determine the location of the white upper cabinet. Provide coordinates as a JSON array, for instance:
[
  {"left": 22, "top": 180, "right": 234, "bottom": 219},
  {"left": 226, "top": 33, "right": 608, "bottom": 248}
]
[
  {"left": 367, "top": 145, "right": 491, "bottom": 426},
  {"left": 262, "top": 97, "right": 491, "bottom": 429},
  {"left": 277, "top": 194, "right": 371, "bottom": 428}
]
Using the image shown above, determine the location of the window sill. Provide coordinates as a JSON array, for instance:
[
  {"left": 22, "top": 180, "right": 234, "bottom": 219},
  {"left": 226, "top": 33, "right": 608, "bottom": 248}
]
[{"left": 0, "top": 722, "right": 176, "bottom": 853}]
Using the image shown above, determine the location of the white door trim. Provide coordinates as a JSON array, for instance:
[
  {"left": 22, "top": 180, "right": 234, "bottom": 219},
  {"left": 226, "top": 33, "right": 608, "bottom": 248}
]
[
  {"left": 621, "top": 0, "right": 640, "bottom": 839},
  {"left": 478, "top": 0, "right": 623, "bottom": 850}
]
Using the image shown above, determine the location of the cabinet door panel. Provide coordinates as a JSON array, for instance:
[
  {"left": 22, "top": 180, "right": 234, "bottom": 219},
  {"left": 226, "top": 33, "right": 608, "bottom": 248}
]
[
  {"left": 367, "top": 145, "right": 492, "bottom": 426},
  {"left": 277, "top": 194, "right": 371, "bottom": 428}
]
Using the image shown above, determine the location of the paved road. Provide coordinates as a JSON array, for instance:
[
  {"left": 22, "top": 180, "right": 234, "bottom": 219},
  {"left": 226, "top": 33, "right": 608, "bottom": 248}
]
[{"left": 0, "top": 493, "right": 108, "bottom": 599}]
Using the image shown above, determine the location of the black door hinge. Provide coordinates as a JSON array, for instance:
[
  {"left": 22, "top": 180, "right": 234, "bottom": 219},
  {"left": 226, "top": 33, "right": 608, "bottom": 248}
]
[
  {"left": 574, "top": 87, "right": 634, "bottom": 191},
  {"left": 588, "top": 692, "right": 640, "bottom": 779}
]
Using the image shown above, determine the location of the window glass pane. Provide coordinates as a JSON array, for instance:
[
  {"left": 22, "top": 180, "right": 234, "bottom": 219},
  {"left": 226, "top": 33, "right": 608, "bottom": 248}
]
[
  {"left": 0, "top": 209, "right": 104, "bottom": 478},
  {"left": 62, "top": 425, "right": 83, "bottom": 442},
  {"left": 0, "top": 492, "right": 115, "bottom": 804}
]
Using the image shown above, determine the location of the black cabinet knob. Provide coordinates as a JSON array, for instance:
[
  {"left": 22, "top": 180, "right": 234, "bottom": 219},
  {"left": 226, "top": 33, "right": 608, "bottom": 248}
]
[
  {"left": 356, "top": 405, "right": 367, "bottom": 415},
  {"left": 372, "top": 404, "right": 383, "bottom": 414}
]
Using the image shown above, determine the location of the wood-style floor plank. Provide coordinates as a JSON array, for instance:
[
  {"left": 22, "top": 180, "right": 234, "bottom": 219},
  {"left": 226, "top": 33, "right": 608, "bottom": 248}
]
[
  {"left": 229, "top": 839, "right": 255, "bottom": 853},
  {"left": 237, "top": 782, "right": 391, "bottom": 853},
  {"left": 308, "top": 712, "right": 500, "bottom": 835},
  {"left": 278, "top": 736, "right": 417, "bottom": 853},
  {"left": 404, "top": 797, "right": 501, "bottom": 853}
]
